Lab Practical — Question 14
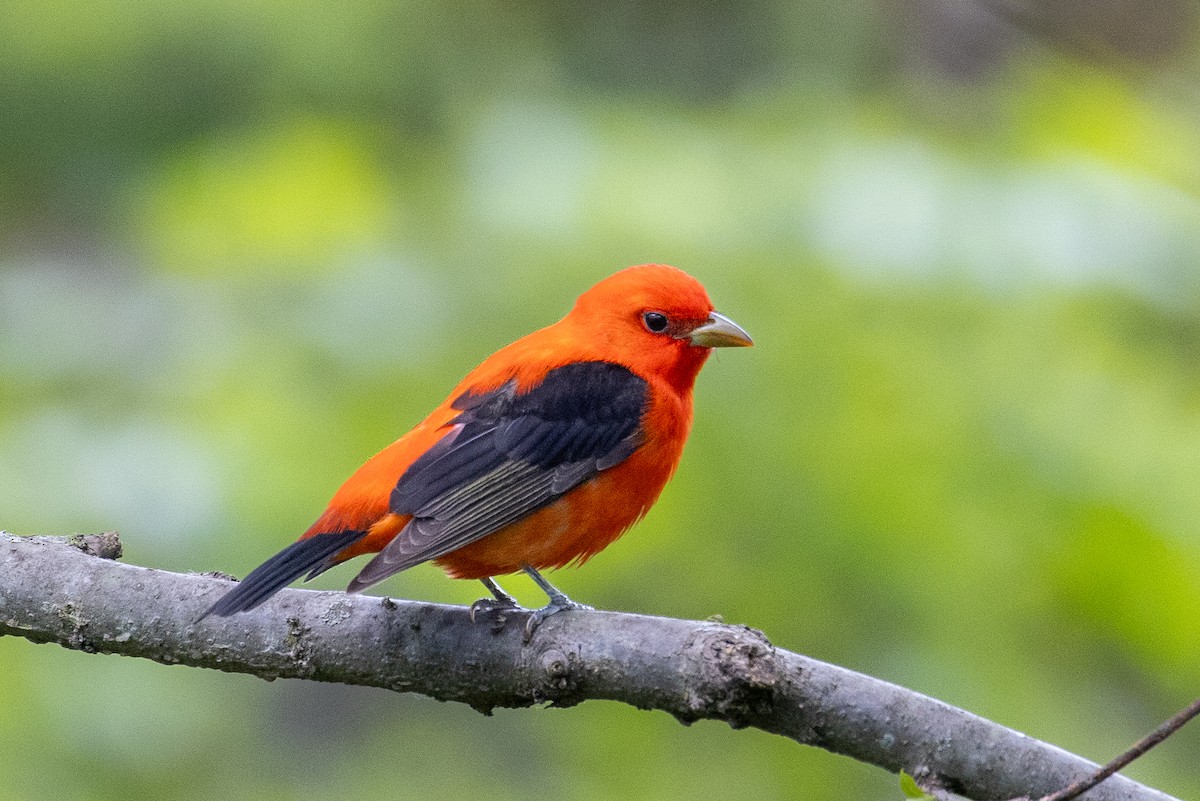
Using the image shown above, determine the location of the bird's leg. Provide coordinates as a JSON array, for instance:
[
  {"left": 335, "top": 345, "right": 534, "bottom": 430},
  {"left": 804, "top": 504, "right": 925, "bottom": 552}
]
[
  {"left": 521, "top": 564, "right": 593, "bottom": 641},
  {"left": 469, "top": 576, "right": 524, "bottom": 623}
]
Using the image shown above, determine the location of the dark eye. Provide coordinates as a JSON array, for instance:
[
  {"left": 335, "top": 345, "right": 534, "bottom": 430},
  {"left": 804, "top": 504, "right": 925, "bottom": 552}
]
[{"left": 642, "top": 311, "right": 669, "bottom": 333}]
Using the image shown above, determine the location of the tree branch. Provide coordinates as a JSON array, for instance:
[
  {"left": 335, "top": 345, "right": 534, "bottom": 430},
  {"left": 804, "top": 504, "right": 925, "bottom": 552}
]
[{"left": 0, "top": 532, "right": 1180, "bottom": 801}]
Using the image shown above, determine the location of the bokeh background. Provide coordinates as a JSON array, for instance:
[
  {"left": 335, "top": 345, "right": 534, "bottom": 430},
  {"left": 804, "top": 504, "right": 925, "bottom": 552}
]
[{"left": 4, "top": 1, "right": 1200, "bottom": 798}]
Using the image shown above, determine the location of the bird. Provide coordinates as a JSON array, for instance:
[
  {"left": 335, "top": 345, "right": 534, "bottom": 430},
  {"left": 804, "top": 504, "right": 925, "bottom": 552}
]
[{"left": 201, "top": 264, "right": 752, "bottom": 636}]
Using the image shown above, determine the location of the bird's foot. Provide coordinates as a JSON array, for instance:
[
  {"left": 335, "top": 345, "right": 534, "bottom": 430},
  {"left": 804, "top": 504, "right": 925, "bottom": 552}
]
[
  {"left": 469, "top": 595, "right": 524, "bottom": 624},
  {"left": 471, "top": 577, "right": 524, "bottom": 624},
  {"left": 523, "top": 597, "right": 594, "bottom": 643}
]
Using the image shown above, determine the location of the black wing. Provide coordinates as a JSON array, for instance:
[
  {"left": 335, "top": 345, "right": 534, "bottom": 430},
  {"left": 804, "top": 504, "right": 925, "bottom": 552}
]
[{"left": 346, "top": 360, "right": 647, "bottom": 591}]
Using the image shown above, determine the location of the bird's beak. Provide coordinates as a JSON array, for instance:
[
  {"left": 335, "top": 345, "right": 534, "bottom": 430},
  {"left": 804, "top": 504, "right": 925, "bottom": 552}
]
[{"left": 686, "top": 311, "right": 753, "bottom": 348}]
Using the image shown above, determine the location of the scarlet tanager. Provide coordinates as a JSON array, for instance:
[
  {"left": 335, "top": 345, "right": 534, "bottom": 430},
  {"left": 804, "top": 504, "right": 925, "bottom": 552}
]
[{"left": 203, "top": 264, "right": 752, "bottom": 633}]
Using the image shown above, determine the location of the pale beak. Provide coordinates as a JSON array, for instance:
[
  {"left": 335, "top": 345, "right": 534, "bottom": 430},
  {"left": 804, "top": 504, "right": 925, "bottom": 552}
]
[{"left": 686, "top": 311, "right": 753, "bottom": 348}]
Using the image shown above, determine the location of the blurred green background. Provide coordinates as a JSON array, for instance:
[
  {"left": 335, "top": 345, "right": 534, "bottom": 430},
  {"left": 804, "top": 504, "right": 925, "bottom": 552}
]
[{"left": 3, "top": 1, "right": 1200, "bottom": 798}]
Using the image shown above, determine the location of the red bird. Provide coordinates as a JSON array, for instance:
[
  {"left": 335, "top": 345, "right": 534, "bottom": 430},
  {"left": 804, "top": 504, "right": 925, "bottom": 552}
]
[{"left": 203, "top": 264, "right": 752, "bottom": 632}]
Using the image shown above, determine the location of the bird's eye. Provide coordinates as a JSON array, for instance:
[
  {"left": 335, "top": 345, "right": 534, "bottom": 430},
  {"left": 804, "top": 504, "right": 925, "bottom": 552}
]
[{"left": 642, "top": 311, "right": 669, "bottom": 333}]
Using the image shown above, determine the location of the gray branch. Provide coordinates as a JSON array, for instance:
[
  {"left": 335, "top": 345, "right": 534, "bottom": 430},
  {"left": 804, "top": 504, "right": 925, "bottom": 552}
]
[{"left": 0, "top": 532, "right": 1179, "bottom": 801}]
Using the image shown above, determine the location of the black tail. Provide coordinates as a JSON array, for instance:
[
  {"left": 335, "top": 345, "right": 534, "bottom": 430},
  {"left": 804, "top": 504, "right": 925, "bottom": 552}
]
[{"left": 200, "top": 530, "right": 366, "bottom": 619}]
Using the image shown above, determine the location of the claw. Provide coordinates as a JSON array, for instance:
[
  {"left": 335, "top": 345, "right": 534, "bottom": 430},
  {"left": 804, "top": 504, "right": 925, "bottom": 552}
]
[
  {"left": 469, "top": 595, "right": 523, "bottom": 623},
  {"left": 471, "top": 569, "right": 594, "bottom": 641},
  {"left": 522, "top": 597, "right": 594, "bottom": 643},
  {"left": 471, "top": 576, "right": 523, "bottom": 623}
]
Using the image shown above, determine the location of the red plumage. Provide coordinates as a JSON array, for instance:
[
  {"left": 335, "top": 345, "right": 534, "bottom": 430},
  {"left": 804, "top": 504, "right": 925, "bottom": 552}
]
[{"left": 204, "top": 264, "right": 751, "bottom": 626}]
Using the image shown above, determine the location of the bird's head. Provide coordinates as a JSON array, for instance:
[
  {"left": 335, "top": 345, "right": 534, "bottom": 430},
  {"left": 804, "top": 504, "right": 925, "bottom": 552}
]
[{"left": 566, "top": 264, "right": 752, "bottom": 391}]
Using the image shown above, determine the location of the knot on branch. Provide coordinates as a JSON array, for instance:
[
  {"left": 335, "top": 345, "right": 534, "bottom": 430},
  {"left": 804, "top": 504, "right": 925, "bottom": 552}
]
[
  {"left": 680, "top": 625, "right": 783, "bottom": 728},
  {"left": 67, "top": 532, "right": 123, "bottom": 560},
  {"left": 526, "top": 646, "right": 584, "bottom": 706}
]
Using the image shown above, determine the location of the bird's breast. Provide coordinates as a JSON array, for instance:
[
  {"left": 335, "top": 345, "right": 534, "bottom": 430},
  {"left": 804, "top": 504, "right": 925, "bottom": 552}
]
[{"left": 433, "top": 388, "right": 692, "bottom": 579}]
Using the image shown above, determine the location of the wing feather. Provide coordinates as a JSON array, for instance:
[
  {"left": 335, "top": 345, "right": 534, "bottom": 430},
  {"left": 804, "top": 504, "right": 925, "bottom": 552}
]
[{"left": 347, "top": 361, "right": 647, "bottom": 593}]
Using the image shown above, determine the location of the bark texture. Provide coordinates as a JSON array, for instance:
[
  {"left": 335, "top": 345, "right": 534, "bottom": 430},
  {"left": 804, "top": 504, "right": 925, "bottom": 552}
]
[{"left": 0, "top": 532, "right": 1179, "bottom": 801}]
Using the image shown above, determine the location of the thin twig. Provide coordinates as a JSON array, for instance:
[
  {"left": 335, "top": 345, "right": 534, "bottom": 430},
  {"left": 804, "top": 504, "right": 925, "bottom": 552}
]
[{"left": 1035, "top": 698, "right": 1200, "bottom": 801}]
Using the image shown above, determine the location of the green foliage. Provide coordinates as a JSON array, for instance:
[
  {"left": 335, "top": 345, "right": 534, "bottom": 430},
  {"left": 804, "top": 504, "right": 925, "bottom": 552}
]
[
  {"left": 3, "top": 2, "right": 1200, "bottom": 800},
  {"left": 899, "top": 771, "right": 936, "bottom": 800}
]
